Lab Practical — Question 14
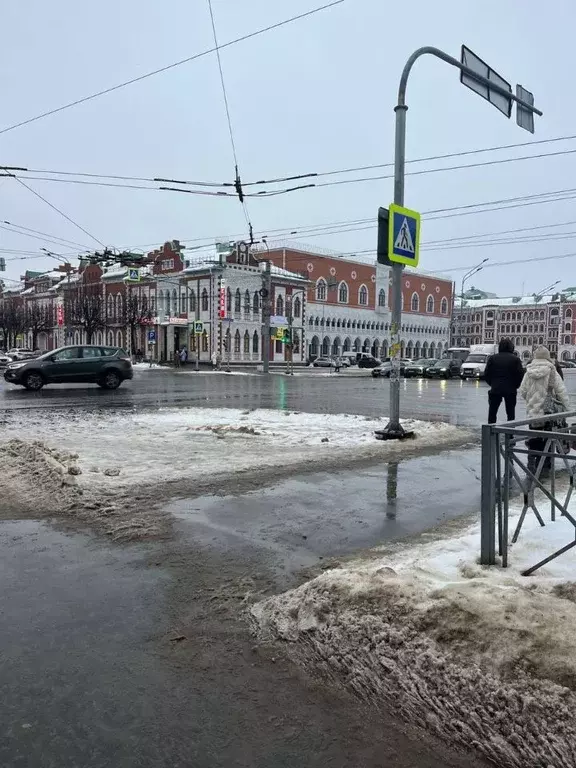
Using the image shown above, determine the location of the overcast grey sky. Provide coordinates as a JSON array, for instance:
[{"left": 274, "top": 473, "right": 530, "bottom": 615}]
[{"left": 1, "top": 0, "right": 574, "bottom": 294}]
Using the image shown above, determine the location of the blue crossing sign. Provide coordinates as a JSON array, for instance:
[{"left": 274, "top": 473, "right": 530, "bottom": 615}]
[{"left": 388, "top": 203, "right": 420, "bottom": 267}]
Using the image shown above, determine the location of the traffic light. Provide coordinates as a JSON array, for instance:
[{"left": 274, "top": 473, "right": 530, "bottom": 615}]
[
  {"left": 377, "top": 207, "right": 392, "bottom": 265},
  {"left": 284, "top": 328, "right": 292, "bottom": 345}
]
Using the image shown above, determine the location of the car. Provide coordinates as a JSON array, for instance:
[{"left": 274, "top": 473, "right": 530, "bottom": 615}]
[
  {"left": 371, "top": 360, "right": 406, "bottom": 378},
  {"left": 404, "top": 358, "right": 438, "bottom": 378},
  {"left": 4, "top": 345, "right": 133, "bottom": 391},
  {"left": 426, "top": 358, "right": 462, "bottom": 379},
  {"left": 0, "top": 353, "right": 12, "bottom": 367},
  {"left": 312, "top": 357, "right": 333, "bottom": 368},
  {"left": 8, "top": 347, "right": 35, "bottom": 361},
  {"left": 559, "top": 360, "right": 576, "bottom": 369},
  {"left": 358, "top": 355, "right": 381, "bottom": 369}
]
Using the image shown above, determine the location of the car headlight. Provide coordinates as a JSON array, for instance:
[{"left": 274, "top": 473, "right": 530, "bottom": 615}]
[{"left": 8, "top": 362, "right": 26, "bottom": 369}]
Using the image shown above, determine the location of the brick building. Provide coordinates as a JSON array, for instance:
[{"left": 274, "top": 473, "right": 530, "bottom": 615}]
[{"left": 262, "top": 245, "right": 453, "bottom": 360}]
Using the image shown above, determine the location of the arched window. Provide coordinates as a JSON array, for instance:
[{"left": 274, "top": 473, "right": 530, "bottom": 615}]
[
  {"left": 338, "top": 281, "right": 349, "bottom": 303},
  {"left": 358, "top": 284, "right": 368, "bottom": 306},
  {"left": 201, "top": 288, "right": 208, "bottom": 311},
  {"left": 565, "top": 335, "right": 571, "bottom": 345},
  {"left": 107, "top": 294, "right": 114, "bottom": 320},
  {"left": 276, "top": 294, "right": 284, "bottom": 316},
  {"left": 181, "top": 291, "right": 188, "bottom": 314},
  {"left": 244, "top": 290, "right": 251, "bottom": 315},
  {"left": 440, "top": 297, "right": 448, "bottom": 315},
  {"left": 567, "top": 309, "right": 573, "bottom": 319},
  {"left": 243, "top": 330, "right": 250, "bottom": 354},
  {"left": 316, "top": 278, "right": 327, "bottom": 301},
  {"left": 411, "top": 292, "right": 419, "bottom": 312},
  {"left": 252, "top": 331, "right": 259, "bottom": 353},
  {"left": 226, "top": 287, "right": 232, "bottom": 313},
  {"left": 378, "top": 288, "right": 386, "bottom": 307},
  {"left": 234, "top": 329, "right": 241, "bottom": 353},
  {"left": 426, "top": 295, "right": 434, "bottom": 313},
  {"left": 234, "top": 288, "right": 241, "bottom": 314},
  {"left": 566, "top": 322, "right": 572, "bottom": 332},
  {"left": 293, "top": 296, "right": 301, "bottom": 318},
  {"left": 172, "top": 289, "right": 178, "bottom": 315},
  {"left": 253, "top": 291, "right": 260, "bottom": 314},
  {"left": 189, "top": 289, "right": 196, "bottom": 313}
]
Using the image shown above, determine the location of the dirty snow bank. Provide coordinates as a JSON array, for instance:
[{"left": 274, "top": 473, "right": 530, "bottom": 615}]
[
  {"left": 0, "top": 440, "right": 167, "bottom": 541},
  {"left": 1, "top": 407, "right": 469, "bottom": 493},
  {"left": 252, "top": 498, "right": 576, "bottom": 767}
]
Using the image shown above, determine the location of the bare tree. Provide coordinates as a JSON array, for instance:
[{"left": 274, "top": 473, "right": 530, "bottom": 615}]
[
  {"left": 64, "top": 284, "right": 104, "bottom": 344},
  {"left": 0, "top": 299, "right": 26, "bottom": 348},
  {"left": 124, "top": 288, "right": 153, "bottom": 354},
  {"left": 25, "top": 303, "right": 52, "bottom": 349}
]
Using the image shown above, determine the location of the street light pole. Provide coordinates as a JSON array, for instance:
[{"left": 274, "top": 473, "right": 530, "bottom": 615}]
[
  {"left": 383, "top": 46, "right": 541, "bottom": 439},
  {"left": 459, "top": 259, "right": 489, "bottom": 344},
  {"left": 261, "top": 239, "right": 272, "bottom": 375}
]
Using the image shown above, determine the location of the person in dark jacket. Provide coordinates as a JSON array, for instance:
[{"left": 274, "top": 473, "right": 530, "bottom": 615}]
[{"left": 484, "top": 338, "right": 525, "bottom": 424}]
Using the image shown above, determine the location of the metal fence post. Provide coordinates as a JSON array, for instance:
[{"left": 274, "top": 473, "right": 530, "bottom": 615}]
[{"left": 480, "top": 423, "right": 497, "bottom": 565}]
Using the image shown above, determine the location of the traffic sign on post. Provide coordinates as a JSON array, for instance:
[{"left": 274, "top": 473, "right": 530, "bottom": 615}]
[
  {"left": 516, "top": 84, "right": 535, "bottom": 134},
  {"left": 460, "top": 46, "right": 512, "bottom": 117},
  {"left": 194, "top": 321, "right": 204, "bottom": 334},
  {"left": 388, "top": 204, "right": 420, "bottom": 267},
  {"left": 147, "top": 329, "right": 156, "bottom": 343},
  {"left": 127, "top": 268, "right": 140, "bottom": 281}
]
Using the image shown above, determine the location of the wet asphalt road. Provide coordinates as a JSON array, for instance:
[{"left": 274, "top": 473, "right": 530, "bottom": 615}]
[
  {"left": 0, "top": 368, "right": 499, "bottom": 767},
  {"left": 4, "top": 366, "right": 576, "bottom": 424}
]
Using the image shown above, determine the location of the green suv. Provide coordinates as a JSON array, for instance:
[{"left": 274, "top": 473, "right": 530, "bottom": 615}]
[{"left": 4, "top": 345, "right": 133, "bottom": 391}]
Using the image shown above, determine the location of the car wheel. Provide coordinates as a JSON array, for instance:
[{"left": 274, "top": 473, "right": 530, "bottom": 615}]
[
  {"left": 100, "top": 370, "right": 122, "bottom": 390},
  {"left": 23, "top": 372, "right": 44, "bottom": 391}
]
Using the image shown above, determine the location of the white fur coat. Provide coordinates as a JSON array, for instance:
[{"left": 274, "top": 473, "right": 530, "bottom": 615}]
[{"left": 519, "top": 359, "right": 570, "bottom": 419}]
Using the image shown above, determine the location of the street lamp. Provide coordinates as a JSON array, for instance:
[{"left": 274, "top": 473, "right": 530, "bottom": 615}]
[
  {"left": 379, "top": 45, "right": 541, "bottom": 442},
  {"left": 530, "top": 280, "right": 560, "bottom": 354},
  {"left": 459, "top": 258, "right": 489, "bottom": 345},
  {"left": 285, "top": 288, "right": 307, "bottom": 375}
]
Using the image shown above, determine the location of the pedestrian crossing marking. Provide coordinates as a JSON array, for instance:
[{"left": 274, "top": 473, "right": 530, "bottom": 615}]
[{"left": 394, "top": 217, "right": 415, "bottom": 253}]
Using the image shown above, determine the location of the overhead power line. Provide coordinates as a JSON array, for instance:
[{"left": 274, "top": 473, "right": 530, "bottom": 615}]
[{"left": 0, "top": 1, "right": 345, "bottom": 136}]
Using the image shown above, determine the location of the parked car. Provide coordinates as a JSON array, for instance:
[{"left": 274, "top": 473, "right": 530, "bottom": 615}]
[
  {"left": 404, "top": 358, "right": 438, "bottom": 378},
  {"left": 371, "top": 360, "right": 407, "bottom": 378},
  {"left": 559, "top": 360, "right": 576, "bottom": 369},
  {"left": 358, "top": 355, "right": 381, "bottom": 369},
  {"left": 4, "top": 345, "right": 133, "bottom": 391},
  {"left": 426, "top": 358, "right": 463, "bottom": 379},
  {"left": 312, "top": 357, "right": 333, "bottom": 368},
  {"left": 8, "top": 347, "right": 35, "bottom": 361},
  {"left": 0, "top": 352, "right": 12, "bottom": 367}
]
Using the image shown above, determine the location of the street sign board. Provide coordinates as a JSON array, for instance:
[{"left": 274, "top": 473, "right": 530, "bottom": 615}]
[
  {"left": 127, "top": 268, "right": 140, "bottom": 281},
  {"left": 270, "top": 315, "right": 287, "bottom": 326},
  {"left": 275, "top": 327, "right": 286, "bottom": 341},
  {"left": 194, "top": 321, "right": 204, "bottom": 334},
  {"left": 460, "top": 46, "right": 512, "bottom": 118},
  {"left": 516, "top": 84, "right": 535, "bottom": 134},
  {"left": 147, "top": 329, "right": 156, "bottom": 343},
  {"left": 388, "top": 204, "right": 420, "bottom": 267}
]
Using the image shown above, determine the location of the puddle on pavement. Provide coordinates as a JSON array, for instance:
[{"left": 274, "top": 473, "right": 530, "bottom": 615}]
[{"left": 167, "top": 447, "right": 481, "bottom": 574}]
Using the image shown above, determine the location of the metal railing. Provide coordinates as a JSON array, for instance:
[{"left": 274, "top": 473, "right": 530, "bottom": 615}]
[{"left": 481, "top": 411, "right": 576, "bottom": 575}]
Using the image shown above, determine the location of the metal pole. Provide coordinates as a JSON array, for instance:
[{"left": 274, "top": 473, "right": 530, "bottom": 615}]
[
  {"left": 262, "top": 260, "right": 272, "bottom": 374},
  {"left": 195, "top": 277, "right": 200, "bottom": 371},
  {"left": 480, "top": 423, "right": 497, "bottom": 565}
]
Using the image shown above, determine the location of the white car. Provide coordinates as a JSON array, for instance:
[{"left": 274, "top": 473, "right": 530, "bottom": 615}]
[
  {"left": 8, "top": 348, "right": 35, "bottom": 361},
  {"left": 0, "top": 353, "right": 12, "bottom": 367}
]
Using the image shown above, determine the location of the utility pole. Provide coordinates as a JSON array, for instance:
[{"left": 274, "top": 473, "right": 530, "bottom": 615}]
[
  {"left": 380, "top": 45, "right": 541, "bottom": 440},
  {"left": 458, "top": 259, "right": 489, "bottom": 344},
  {"left": 262, "top": 259, "right": 272, "bottom": 374}
]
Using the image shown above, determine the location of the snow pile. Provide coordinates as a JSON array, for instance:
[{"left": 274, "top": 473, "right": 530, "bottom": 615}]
[
  {"left": 132, "top": 362, "right": 165, "bottom": 370},
  {"left": 1, "top": 408, "right": 469, "bottom": 493},
  {"left": 252, "top": 498, "right": 576, "bottom": 768}
]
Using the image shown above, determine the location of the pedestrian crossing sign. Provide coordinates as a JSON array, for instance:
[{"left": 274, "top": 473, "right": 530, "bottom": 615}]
[{"left": 388, "top": 203, "right": 420, "bottom": 267}]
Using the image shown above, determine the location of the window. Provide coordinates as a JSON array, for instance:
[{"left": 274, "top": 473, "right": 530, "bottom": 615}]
[
  {"left": 161, "top": 258, "right": 174, "bottom": 271},
  {"left": 234, "top": 289, "right": 241, "bottom": 314},
  {"left": 201, "top": 288, "right": 208, "bottom": 312},
  {"left": 338, "top": 282, "right": 349, "bottom": 303},
  {"left": 226, "top": 287, "right": 232, "bottom": 313},
  {"left": 567, "top": 309, "right": 573, "bottom": 319},
  {"left": 202, "top": 331, "right": 208, "bottom": 352},
  {"left": 565, "top": 335, "right": 571, "bottom": 345},
  {"left": 276, "top": 295, "right": 284, "bottom": 316},
  {"left": 411, "top": 292, "right": 419, "bottom": 312},
  {"left": 358, "top": 285, "right": 368, "bottom": 306},
  {"left": 253, "top": 291, "right": 260, "bottom": 314},
  {"left": 252, "top": 331, "right": 259, "bottom": 353},
  {"left": 181, "top": 292, "right": 188, "bottom": 314},
  {"left": 378, "top": 288, "right": 386, "bottom": 307},
  {"left": 82, "top": 347, "right": 101, "bottom": 358},
  {"left": 102, "top": 347, "right": 120, "bottom": 356},
  {"left": 52, "top": 347, "right": 81, "bottom": 361},
  {"left": 171, "top": 289, "right": 178, "bottom": 315},
  {"left": 189, "top": 290, "right": 196, "bottom": 313},
  {"left": 275, "top": 339, "right": 283, "bottom": 354},
  {"left": 566, "top": 322, "right": 572, "bottom": 331},
  {"left": 107, "top": 294, "right": 114, "bottom": 320},
  {"left": 243, "top": 331, "right": 250, "bottom": 354},
  {"left": 293, "top": 296, "right": 301, "bottom": 318},
  {"left": 234, "top": 329, "right": 241, "bottom": 353},
  {"left": 244, "top": 290, "right": 251, "bottom": 315},
  {"left": 316, "top": 278, "right": 327, "bottom": 301},
  {"left": 426, "top": 295, "right": 434, "bottom": 313},
  {"left": 440, "top": 297, "right": 448, "bottom": 315}
]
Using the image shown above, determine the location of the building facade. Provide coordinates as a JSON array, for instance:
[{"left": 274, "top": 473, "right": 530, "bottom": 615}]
[
  {"left": 451, "top": 291, "right": 576, "bottom": 362},
  {"left": 263, "top": 246, "right": 453, "bottom": 360}
]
